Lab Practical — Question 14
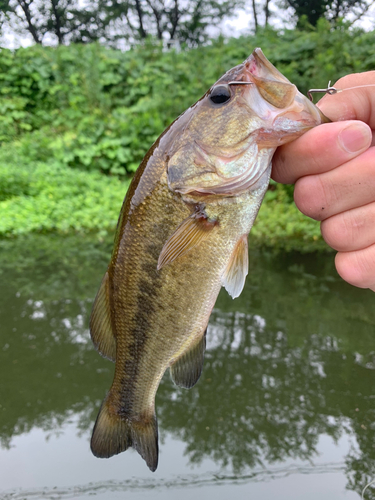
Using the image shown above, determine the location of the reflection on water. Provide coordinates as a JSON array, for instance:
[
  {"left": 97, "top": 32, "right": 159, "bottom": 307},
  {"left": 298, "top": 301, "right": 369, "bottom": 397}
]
[
  {"left": 0, "top": 461, "right": 351, "bottom": 500},
  {"left": 0, "top": 235, "right": 375, "bottom": 498}
]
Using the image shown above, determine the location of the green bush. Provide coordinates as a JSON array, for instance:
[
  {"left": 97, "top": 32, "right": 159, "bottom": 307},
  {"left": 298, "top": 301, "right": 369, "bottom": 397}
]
[
  {"left": 0, "top": 25, "right": 374, "bottom": 249},
  {"left": 1, "top": 25, "right": 374, "bottom": 176},
  {"left": 252, "top": 184, "right": 329, "bottom": 253},
  {"left": 0, "top": 151, "right": 127, "bottom": 236}
]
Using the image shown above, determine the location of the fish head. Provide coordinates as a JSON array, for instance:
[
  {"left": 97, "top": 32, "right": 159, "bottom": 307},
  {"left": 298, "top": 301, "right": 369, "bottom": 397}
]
[{"left": 167, "top": 48, "right": 329, "bottom": 197}]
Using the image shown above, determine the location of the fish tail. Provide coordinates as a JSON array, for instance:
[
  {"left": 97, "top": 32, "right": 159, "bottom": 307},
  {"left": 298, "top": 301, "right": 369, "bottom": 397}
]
[{"left": 90, "top": 395, "right": 159, "bottom": 472}]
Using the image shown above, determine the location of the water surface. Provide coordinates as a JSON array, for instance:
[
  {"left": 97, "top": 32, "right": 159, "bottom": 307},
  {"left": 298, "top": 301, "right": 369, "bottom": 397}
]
[{"left": 0, "top": 235, "right": 374, "bottom": 499}]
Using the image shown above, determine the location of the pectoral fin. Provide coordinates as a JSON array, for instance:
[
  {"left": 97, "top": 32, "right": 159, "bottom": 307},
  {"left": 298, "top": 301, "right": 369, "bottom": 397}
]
[
  {"left": 89, "top": 272, "right": 116, "bottom": 362},
  {"left": 157, "top": 209, "right": 217, "bottom": 270},
  {"left": 170, "top": 331, "right": 206, "bottom": 389},
  {"left": 221, "top": 235, "right": 249, "bottom": 299}
]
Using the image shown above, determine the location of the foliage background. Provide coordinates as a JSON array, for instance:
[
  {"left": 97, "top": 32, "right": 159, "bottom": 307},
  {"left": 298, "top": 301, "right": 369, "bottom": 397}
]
[{"left": 1, "top": 22, "right": 374, "bottom": 250}]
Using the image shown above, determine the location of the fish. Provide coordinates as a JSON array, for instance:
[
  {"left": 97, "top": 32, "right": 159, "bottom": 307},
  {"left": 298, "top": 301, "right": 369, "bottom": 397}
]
[{"left": 89, "top": 48, "right": 328, "bottom": 472}]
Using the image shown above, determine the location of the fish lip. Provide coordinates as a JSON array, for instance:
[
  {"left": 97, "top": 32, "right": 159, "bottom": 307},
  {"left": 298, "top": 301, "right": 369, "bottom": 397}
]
[
  {"left": 244, "top": 48, "right": 291, "bottom": 84},
  {"left": 279, "top": 97, "right": 325, "bottom": 127},
  {"left": 215, "top": 48, "right": 287, "bottom": 88}
]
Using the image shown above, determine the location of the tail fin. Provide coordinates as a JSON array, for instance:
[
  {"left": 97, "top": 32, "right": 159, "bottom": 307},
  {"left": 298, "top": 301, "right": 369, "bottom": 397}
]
[{"left": 90, "top": 396, "right": 159, "bottom": 472}]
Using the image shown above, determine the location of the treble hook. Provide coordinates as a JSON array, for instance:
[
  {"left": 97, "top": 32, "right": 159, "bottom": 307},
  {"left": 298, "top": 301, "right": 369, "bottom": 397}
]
[{"left": 307, "top": 81, "right": 342, "bottom": 102}]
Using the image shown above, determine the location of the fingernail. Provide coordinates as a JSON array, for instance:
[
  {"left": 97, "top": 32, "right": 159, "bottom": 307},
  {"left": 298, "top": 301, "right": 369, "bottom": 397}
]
[{"left": 338, "top": 122, "right": 371, "bottom": 153}]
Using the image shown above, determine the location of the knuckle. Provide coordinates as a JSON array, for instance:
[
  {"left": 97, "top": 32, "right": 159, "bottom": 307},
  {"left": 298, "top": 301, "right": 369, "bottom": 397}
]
[
  {"left": 334, "top": 71, "right": 375, "bottom": 89},
  {"left": 333, "top": 74, "right": 356, "bottom": 89},
  {"left": 294, "top": 175, "right": 328, "bottom": 221},
  {"left": 335, "top": 246, "right": 375, "bottom": 288},
  {"left": 321, "top": 212, "right": 357, "bottom": 251}
]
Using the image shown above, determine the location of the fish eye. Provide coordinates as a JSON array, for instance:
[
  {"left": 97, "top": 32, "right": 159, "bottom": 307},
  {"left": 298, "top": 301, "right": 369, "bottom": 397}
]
[{"left": 209, "top": 85, "right": 231, "bottom": 105}]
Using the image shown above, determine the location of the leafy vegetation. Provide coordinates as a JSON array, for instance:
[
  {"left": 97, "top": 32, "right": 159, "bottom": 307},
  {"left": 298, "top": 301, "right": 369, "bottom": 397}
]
[
  {"left": 283, "top": 0, "right": 369, "bottom": 27},
  {"left": 0, "top": 25, "right": 374, "bottom": 249},
  {"left": 0, "top": 151, "right": 129, "bottom": 236}
]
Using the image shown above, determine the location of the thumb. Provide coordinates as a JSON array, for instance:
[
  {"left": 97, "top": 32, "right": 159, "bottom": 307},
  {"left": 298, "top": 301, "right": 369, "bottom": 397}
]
[
  {"left": 317, "top": 71, "right": 375, "bottom": 128},
  {"left": 272, "top": 120, "right": 372, "bottom": 184}
]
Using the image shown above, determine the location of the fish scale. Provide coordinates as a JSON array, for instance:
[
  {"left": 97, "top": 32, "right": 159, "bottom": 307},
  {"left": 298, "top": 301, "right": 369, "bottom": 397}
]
[{"left": 89, "top": 48, "right": 329, "bottom": 471}]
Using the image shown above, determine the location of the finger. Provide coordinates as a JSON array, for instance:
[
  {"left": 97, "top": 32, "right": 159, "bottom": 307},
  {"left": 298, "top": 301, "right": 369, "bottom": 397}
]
[
  {"left": 335, "top": 244, "right": 375, "bottom": 291},
  {"left": 294, "top": 146, "right": 375, "bottom": 221},
  {"left": 318, "top": 71, "right": 375, "bottom": 127},
  {"left": 272, "top": 120, "right": 372, "bottom": 184},
  {"left": 321, "top": 201, "right": 375, "bottom": 252}
]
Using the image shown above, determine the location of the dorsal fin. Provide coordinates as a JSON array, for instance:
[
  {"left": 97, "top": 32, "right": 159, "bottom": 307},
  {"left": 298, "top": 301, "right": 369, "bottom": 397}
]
[
  {"left": 170, "top": 331, "right": 206, "bottom": 389},
  {"left": 89, "top": 272, "right": 116, "bottom": 362},
  {"left": 221, "top": 235, "right": 249, "bottom": 299},
  {"left": 157, "top": 209, "right": 217, "bottom": 270}
]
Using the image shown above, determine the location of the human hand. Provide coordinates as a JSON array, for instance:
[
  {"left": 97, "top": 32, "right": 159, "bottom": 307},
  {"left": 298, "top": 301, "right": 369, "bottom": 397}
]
[{"left": 272, "top": 72, "right": 375, "bottom": 290}]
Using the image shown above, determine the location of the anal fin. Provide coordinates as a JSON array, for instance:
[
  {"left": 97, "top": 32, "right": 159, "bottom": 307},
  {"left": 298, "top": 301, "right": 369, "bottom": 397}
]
[
  {"left": 89, "top": 272, "right": 116, "bottom": 362},
  {"left": 221, "top": 235, "right": 249, "bottom": 299},
  {"left": 170, "top": 331, "right": 206, "bottom": 389}
]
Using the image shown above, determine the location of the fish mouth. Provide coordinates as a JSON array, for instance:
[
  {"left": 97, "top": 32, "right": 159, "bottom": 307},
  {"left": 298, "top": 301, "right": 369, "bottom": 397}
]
[
  {"left": 246, "top": 48, "right": 331, "bottom": 124},
  {"left": 222, "top": 49, "right": 328, "bottom": 127},
  {"left": 243, "top": 48, "right": 329, "bottom": 136},
  {"left": 223, "top": 47, "right": 294, "bottom": 94},
  {"left": 273, "top": 92, "right": 328, "bottom": 136},
  {"left": 245, "top": 48, "right": 290, "bottom": 83}
]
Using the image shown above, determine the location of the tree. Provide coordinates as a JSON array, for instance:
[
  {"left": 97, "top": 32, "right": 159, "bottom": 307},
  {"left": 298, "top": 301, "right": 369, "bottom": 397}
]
[
  {"left": 283, "top": 0, "right": 329, "bottom": 26},
  {"left": 96, "top": 0, "right": 245, "bottom": 46},
  {"left": 0, "top": 0, "right": 244, "bottom": 47},
  {"left": 326, "top": 0, "right": 373, "bottom": 23},
  {"left": 0, "top": 0, "right": 107, "bottom": 44},
  {"left": 281, "top": 0, "right": 372, "bottom": 26},
  {"left": 249, "top": 0, "right": 276, "bottom": 33}
]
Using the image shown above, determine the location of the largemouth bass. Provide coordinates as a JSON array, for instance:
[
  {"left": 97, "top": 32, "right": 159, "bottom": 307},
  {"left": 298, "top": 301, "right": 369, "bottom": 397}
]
[{"left": 90, "top": 48, "right": 328, "bottom": 471}]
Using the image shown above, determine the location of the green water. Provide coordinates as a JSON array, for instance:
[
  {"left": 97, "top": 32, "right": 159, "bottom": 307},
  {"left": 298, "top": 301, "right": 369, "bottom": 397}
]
[{"left": 0, "top": 235, "right": 375, "bottom": 499}]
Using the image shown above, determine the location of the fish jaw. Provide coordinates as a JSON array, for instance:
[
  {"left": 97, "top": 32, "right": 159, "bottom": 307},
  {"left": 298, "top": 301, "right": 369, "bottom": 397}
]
[
  {"left": 247, "top": 48, "right": 330, "bottom": 124},
  {"left": 241, "top": 48, "right": 328, "bottom": 146},
  {"left": 256, "top": 92, "right": 327, "bottom": 147}
]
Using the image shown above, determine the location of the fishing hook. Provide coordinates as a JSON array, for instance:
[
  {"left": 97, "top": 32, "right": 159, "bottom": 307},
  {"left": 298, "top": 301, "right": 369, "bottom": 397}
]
[
  {"left": 308, "top": 82, "right": 375, "bottom": 102},
  {"left": 227, "top": 81, "right": 375, "bottom": 101},
  {"left": 307, "top": 81, "right": 340, "bottom": 102},
  {"left": 227, "top": 81, "right": 254, "bottom": 85}
]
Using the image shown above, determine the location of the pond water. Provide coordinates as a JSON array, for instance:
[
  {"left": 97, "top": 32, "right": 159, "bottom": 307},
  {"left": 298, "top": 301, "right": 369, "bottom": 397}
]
[{"left": 0, "top": 234, "right": 375, "bottom": 500}]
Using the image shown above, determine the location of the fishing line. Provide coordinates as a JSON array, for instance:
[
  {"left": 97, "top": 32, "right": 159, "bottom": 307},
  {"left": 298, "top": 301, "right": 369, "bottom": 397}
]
[
  {"left": 362, "top": 478, "right": 375, "bottom": 499},
  {"left": 308, "top": 82, "right": 375, "bottom": 102},
  {"left": 227, "top": 81, "right": 375, "bottom": 102}
]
